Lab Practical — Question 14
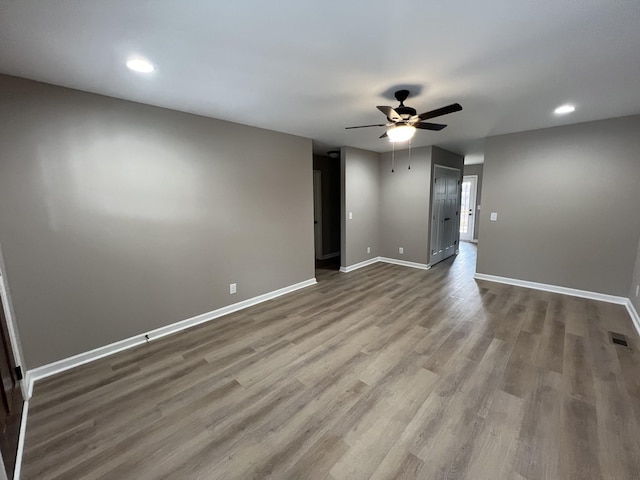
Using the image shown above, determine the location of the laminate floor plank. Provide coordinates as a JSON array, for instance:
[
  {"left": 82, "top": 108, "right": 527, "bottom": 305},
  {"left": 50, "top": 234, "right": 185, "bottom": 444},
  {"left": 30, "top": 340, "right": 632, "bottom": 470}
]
[
  {"left": 464, "top": 390, "right": 524, "bottom": 480},
  {"left": 22, "top": 243, "right": 640, "bottom": 479},
  {"left": 593, "top": 374, "right": 640, "bottom": 480}
]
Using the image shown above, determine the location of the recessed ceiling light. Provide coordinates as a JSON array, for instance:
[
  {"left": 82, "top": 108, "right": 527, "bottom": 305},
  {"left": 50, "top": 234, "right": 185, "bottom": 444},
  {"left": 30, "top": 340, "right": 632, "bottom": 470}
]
[
  {"left": 126, "top": 57, "right": 155, "bottom": 73},
  {"left": 554, "top": 104, "right": 575, "bottom": 115}
]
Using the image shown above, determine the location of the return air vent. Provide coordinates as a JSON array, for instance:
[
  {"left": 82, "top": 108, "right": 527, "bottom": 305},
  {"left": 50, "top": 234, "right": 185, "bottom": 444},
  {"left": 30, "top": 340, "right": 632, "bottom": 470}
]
[{"left": 610, "top": 332, "right": 629, "bottom": 347}]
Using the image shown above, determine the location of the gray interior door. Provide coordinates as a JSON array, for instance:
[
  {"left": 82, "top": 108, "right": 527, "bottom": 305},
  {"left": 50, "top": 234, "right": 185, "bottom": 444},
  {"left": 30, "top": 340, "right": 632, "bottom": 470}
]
[{"left": 430, "top": 165, "right": 461, "bottom": 265}]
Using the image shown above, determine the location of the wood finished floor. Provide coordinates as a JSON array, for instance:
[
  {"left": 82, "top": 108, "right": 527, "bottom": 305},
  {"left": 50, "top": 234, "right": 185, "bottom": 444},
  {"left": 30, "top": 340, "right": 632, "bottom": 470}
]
[{"left": 22, "top": 243, "right": 640, "bottom": 479}]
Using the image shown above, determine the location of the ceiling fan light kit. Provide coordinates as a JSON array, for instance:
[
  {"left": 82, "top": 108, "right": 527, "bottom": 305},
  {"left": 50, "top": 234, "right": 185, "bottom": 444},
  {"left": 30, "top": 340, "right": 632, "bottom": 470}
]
[
  {"left": 346, "top": 89, "right": 462, "bottom": 142},
  {"left": 387, "top": 125, "right": 416, "bottom": 142}
]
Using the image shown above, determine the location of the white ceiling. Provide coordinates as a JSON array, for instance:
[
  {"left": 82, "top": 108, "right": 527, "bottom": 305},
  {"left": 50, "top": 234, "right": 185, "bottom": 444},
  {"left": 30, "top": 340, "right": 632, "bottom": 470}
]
[{"left": 1, "top": 1, "right": 640, "bottom": 161}]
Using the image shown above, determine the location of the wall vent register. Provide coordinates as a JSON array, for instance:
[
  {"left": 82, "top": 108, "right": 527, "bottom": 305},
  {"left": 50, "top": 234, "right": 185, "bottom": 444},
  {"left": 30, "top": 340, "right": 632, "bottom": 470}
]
[{"left": 610, "top": 331, "right": 629, "bottom": 347}]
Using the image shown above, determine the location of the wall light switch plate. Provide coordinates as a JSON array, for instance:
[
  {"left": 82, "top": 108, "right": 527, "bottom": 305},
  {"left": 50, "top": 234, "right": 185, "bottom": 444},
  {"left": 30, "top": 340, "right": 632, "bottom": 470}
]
[
  {"left": 399, "top": 247, "right": 404, "bottom": 254},
  {"left": 230, "top": 283, "right": 237, "bottom": 295},
  {"left": 636, "top": 285, "right": 639, "bottom": 297},
  {"left": 367, "top": 247, "right": 371, "bottom": 254},
  {"left": 348, "top": 212, "right": 353, "bottom": 220},
  {"left": 490, "top": 212, "right": 498, "bottom": 221}
]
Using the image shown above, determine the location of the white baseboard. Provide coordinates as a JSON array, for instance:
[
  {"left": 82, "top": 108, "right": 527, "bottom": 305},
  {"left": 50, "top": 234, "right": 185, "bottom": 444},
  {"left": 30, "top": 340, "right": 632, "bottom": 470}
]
[
  {"left": 26, "top": 278, "right": 317, "bottom": 398},
  {"left": 474, "top": 273, "right": 640, "bottom": 336},
  {"left": 13, "top": 400, "right": 28, "bottom": 480},
  {"left": 473, "top": 273, "right": 628, "bottom": 305},
  {"left": 379, "top": 257, "right": 431, "bottom": 270},
  {"left": 626, "top": 300, "right": 640, "bottom": 337},
  {"left": 340, "top": 257, "right": 380, "bottom": 273},
  {"left": 340, "top": 256, "right": 431, "bottom": 273}
]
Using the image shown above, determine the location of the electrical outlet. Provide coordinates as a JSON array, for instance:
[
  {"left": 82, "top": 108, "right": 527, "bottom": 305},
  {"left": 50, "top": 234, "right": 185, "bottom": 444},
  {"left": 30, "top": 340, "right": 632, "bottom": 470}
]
[
  {"left": 490, "top": 212, "right": 498, "bottom": 221},
  {"left": 636, "top": 285, "right": 639, "bottom": 297},
  {"left": 399, "top": 247, "right": 404, "bottom": 255},
  {"left": 367, "top": 246, "right": 371, "bottom": 254},
  {"left": 230, "top": 283, "right": 237, "bottom": 295}
]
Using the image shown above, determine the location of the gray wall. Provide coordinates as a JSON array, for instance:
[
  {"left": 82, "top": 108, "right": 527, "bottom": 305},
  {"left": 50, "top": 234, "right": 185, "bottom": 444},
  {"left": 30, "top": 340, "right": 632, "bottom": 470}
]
[
  {"left": 341, "top": 147, "right": 379, "bottom": 267},
  {"left": 431, "top": 146, "right": 464, "bottom": 180},
  {"left": 0, "top": 75, "right": 315, "bottom": 368},
  {"left": 313, "top": 155, "right": 340, "bottom": 257},
  {"left": 379, "top": 146, "right": 432, "bottom": 264},
  {"left": 477, "top": 115, "right": 640, "bottom": 296},
  {"left": 342, "top": 145, "right": 463, "bottom": 268},
  {"left": 630, "top": 236, "right": 640, "bottom": 312},
  {"left": 462, "top": 163, "right": 483, "bottom": 241}
]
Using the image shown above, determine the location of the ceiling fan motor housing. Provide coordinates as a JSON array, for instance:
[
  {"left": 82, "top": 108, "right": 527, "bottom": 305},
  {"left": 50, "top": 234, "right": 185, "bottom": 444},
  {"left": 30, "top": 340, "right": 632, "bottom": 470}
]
[
  {"left": 395, "top": 106, "right": 417, "bottom": 120},
  {"left": 393, "top": 90, "right": 416, "bottom": 120},
  {"left": 394, "top": 89, "right": 411, "bottom": 103}
]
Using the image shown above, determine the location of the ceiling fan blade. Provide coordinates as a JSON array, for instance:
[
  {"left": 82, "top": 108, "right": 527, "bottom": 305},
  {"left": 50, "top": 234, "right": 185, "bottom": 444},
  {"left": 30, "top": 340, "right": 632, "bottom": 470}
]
[
  {"left": 379, "top": 131, "right": 388, "bottom": 139},
  {"left": 345, "top": 123, "right": 387, "bottom": 129},
  {"left": 416, "top": 103, "right": 462, "bottom": 121},
  {"left": 415, "top": 122, "right": 447, "bottom": 131},
  {"left": 377, "top": 106, "right": 402, "bottom": 122}
]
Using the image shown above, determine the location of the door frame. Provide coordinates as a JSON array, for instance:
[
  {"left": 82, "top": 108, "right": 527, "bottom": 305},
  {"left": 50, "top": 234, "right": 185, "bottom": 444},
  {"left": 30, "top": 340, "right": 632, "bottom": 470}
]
[
  {"left": 0, "top": 249, "right": 25, "bottom": 400},
  {"left": 0, "top": 290, "right": 23, "bottom": 480},
  {"left": 0, "top": 246, "right": 26, "bottom": 480},
  {"left": 459, "top": 175, "right": 478, "bottom": 242}
]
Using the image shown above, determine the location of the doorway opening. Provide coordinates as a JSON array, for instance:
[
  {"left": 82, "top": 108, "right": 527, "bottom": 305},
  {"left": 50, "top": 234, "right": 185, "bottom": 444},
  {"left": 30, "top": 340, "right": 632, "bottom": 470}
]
[
  {"left": 313, "top": 155, "right": 341, "bottom": 280},
  {"left": 432, "top": 236, "right": 478, "bottom": 280},
  {"left": 459, "top": 175, "right": 478, "bottom": 242}
]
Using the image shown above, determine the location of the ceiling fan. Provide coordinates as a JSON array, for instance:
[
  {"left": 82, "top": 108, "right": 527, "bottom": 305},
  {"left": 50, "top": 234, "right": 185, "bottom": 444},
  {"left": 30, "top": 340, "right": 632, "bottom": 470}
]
[{"left": 346, "top": 90, "right": 462, "bottom": 142}]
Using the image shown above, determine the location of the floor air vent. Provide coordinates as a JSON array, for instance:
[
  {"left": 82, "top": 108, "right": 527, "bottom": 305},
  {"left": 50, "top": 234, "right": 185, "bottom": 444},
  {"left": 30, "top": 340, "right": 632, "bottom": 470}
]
[{"left": 610, "top": 332, "right": 629, "bottom": 347}]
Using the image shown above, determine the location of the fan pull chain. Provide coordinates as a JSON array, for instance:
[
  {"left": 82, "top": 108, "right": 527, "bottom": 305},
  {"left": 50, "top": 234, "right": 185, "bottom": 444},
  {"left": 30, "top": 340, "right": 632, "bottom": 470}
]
[
  {"left": 391, "top": 142, "right": 395, "bottom": 173},
  {"left": 408, "top": 140, "right": 412, "bottom": 170}
]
